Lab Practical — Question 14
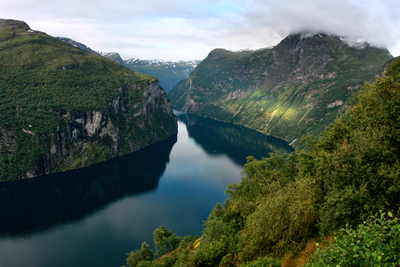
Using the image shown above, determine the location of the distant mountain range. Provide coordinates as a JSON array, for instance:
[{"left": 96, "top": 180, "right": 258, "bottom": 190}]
[
  {"left": 57, "top": 37, "right": 200, "bottom": 93},
  {"left": 168, "top": 32, "right": 393, "bottom": 147},
  {"left": 123, "top": 58, "right": 201, "bottom": 93}
]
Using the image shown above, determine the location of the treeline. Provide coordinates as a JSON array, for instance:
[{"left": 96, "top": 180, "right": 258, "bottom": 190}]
[{"left": 123, "top": 57, "right": 400, "bottom": 266}]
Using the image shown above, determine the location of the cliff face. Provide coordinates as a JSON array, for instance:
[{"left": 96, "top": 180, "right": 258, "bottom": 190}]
[
  {"left": 169, "top": 33, "right": 393, "bottom": 147},
  {"left": 0, "top": 19, "right": 177, "bottom": 181}
]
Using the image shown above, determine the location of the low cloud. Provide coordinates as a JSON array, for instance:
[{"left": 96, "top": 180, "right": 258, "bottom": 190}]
[{"left": 3, "top": 0, "right": 400, "bottom": 60}]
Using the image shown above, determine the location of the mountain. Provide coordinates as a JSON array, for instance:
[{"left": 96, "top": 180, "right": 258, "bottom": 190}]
[
  {"left": 0, "top": 19, "right": 177, "bottom": 181},
  {"left": 99, "top": 51, "right": 126, "bottom": 65},
  {"left": 57, "top": 37, "right": 200, "bottom": 93},
  {"left": 168, "top": 32, "right": 393, "bottom": 147},
  {"left": 122, "top": 59, "right": 201, "bottom": 93}
]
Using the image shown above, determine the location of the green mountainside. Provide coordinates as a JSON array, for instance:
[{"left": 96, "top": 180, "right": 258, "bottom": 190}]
[
  {"left": 0, "top": 19, "right": 177, "bottom": 181},
  {"left": 169, "top": 33, "right": 393, "bottom": 147},
  {"left": 124, "top": 56, "right": 400, "bottom": 267}
]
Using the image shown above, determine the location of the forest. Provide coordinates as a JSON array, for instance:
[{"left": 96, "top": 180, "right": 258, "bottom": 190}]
[{"left": 122, "top": 57, "right": 400, "bottom": 266}]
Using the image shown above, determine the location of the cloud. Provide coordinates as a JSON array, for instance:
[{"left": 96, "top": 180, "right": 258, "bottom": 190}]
[
  {"left": 234, "top": 0, "right": 400, "bottom": 55},
  {"left": 2, "top": 0, "right": 399, "bottom": 60}
]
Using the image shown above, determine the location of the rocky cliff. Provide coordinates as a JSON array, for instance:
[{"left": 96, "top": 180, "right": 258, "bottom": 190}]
[
  {"left": 169, "top": 32, "right": 393, "bottom": 147},
  {"left": 0, "top": 19, "right": 177, "bottom": 181}
]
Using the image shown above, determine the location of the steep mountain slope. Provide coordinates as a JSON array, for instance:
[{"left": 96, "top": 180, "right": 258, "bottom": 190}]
[
  {"left": 123, "top": 59, "right": 200, "bottom": 93},
  {"left": 0, "top": 19, "right": 177, "bottom": 181},
  {"left": 169, "top": 33, "right": 393, "bottom": 146}
]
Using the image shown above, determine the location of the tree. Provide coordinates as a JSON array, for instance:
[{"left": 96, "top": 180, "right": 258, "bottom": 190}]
[
  {"left": 126, "top": 242, "right": 154, "bottom": 267},
  {"left": 153, "top": 225, "right": 182, "bottom": 257}
]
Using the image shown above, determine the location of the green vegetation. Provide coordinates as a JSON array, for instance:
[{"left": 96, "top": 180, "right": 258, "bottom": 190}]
[
  {"left": 169, "top": 33, "right": 393, "bottom": 148},
  {"left": 0, "top": 20, "right": 177, "bottom": 181},
  {"left": 124, "top": 57, "right": 400, "bottom": 266},
  {"left": 306, "top": 211, "right": 400, "bottom": 266},
  {"left": 126, "top": 242, "right": 155, "bottom": 267}
]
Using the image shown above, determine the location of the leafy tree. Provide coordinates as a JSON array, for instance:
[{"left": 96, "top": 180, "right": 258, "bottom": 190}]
[
  {"left": 126, "top": 242, "right": 154, "bottom": 267},
  {"left": 153, "top": 226, "right": 182, "bottom": 257},
  {"left": 238, "top": 175, "right": 319, "bottom": 261}
]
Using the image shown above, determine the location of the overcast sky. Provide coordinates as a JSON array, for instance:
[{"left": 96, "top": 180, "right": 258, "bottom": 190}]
[{"left": 3, "top": 0, "right": 400, "bottom": 61}]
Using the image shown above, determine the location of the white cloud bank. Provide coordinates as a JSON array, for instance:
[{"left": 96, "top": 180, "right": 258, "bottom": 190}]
[{"left": 2, "top": 0, "right": 400, "bottom": 60}]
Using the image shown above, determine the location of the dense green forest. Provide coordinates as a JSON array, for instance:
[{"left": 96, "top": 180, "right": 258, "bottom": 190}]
[
  {"left": 0, "top": 20, "right": 177, "bottom": 181},
  {"left": 123, "top": 57, "right": 400, "bottom": 266}
]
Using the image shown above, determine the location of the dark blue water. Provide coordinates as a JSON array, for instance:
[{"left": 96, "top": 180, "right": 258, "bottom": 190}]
[{"left": 0, "top": 110, "right": 293, "bottom": 267}]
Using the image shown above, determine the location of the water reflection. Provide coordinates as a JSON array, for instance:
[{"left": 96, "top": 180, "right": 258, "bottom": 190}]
[
  {"left": 0, "top": 134, "right": 177, "bottom": 238},
  {"left": 0, "top": 110, "right": 294, "bottom": 267},
  {"left": 175, "top": 110, "right": 294, "bottom": 165}
]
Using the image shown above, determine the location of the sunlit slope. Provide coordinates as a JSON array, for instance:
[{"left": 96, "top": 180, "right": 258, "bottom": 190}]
[{"left": 169, "top": 33, "right": 393, "bottom": 146}]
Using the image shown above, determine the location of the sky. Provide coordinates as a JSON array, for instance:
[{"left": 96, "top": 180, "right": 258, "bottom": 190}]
[{"left": 3, "top": 0, "right": 400, "bottom": 61}]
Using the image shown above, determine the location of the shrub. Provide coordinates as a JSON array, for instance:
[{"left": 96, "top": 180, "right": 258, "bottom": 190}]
[{"left": 306, "top": 211, "right": 400, "bottom": 266}]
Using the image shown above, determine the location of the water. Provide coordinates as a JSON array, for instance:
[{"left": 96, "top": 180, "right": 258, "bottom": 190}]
[{"left": 0, "top": 110, "right": 293, "bottom": 267}]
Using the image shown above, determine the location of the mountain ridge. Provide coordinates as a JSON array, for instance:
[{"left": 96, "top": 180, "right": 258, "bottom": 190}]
[{"left": 57, "top": 37, "right": 200, "bottom": 93}]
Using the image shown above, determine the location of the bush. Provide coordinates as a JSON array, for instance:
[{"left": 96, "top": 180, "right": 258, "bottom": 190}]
[{"left": 306, "top": 211, "right": 400, "bottom": 266}]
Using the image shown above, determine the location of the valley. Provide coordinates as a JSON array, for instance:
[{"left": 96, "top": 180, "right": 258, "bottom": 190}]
[{"left": 0, "top": 17, "right": 399, "bottom": 267}]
